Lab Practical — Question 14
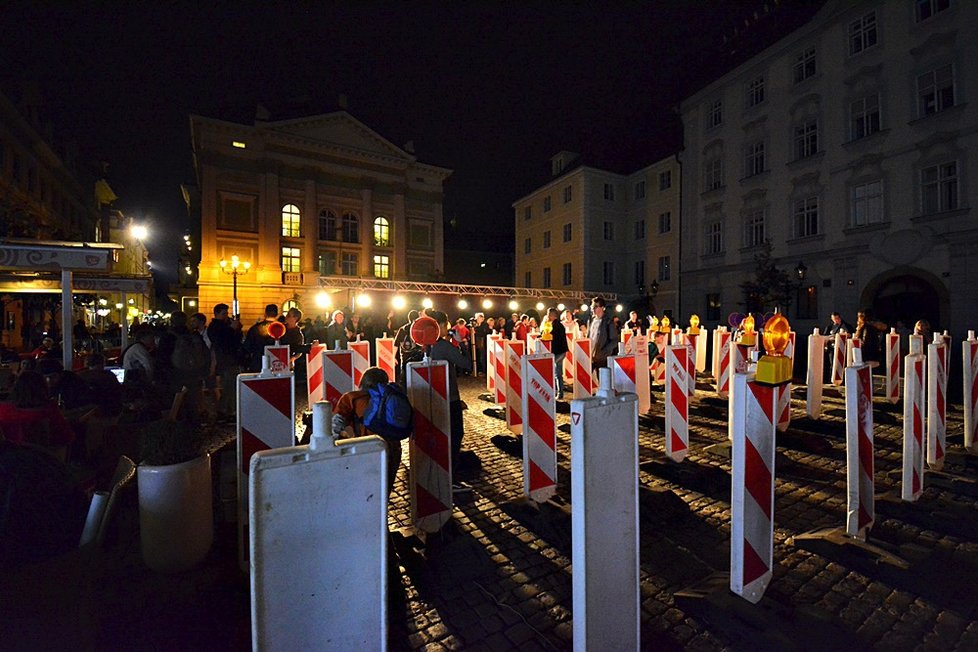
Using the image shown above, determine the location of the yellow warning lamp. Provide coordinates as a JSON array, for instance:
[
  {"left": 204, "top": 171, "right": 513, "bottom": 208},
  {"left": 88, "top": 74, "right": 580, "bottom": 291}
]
[
  {"left": 649, "top": 316, "right": 659, "bottom": 331},
  {"left": 540, "top": 317, "right": 553, "bottom": 341},
  {"left": 738, "top": 314, "right": 756, "bottom": 347},
  {"left": 659, "top": 316, "right": 671, "bottom": 334},
  {"left": 688, "top": 314, "right": 701, "bottom": 335},
  {"left": 756, "top": 312, "right": 793, "bottom": 385}
]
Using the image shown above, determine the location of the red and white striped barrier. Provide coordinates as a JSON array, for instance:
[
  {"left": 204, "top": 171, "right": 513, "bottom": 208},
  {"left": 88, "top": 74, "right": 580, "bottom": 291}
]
[
  {"left": 573, "top": 338, "right": 593, "bottom": 399},
  {"left": 630, "top": 335, "right": 651, "bottom": 414},
  {"left": 376, "top": 336, "right": 396, "bottom": 383},
  {"left": 322, "top": 349, "right": 355, "bottom": 409},
  {"left": 238, "top": 364, "right": 295, "bottom": 569},
  {"left": 715, "top": 330, "right": 732, "bottom": 399},
  {"left": 522, "top": 352, "right": 557, "bottom": 502},
  {"left": 527, "top": 331, "right": 540, "bottom": 351},
  {"left": 564, "top": 332, "right": 575, "bottom": 383},
  {"left": 306, "top": 341, "right": 326, "bottom": 404},
  {"left": 665, "top": 344, "right": 689, "bottom": 462},
  {"left": 845, "top": 349, "right": 874, "bottom": 539},
  {"left": 687, "top": 331, "right": 707, "bottom": 373},
  {"left": 927, "top": 334, "right": 947, "bottom": 470},
  {"left": 348, "top": 340, "right": 370, "bottom": 388},
  {"left": 492, "top": 335, "right": 507, "bottom": 405},
  {"left": 806, "top": 328, "right": 826, "bottom": 419},
  {"left": 885, "top": 329, "right": 900, "bottom": 404},
  {"left": 620, "top": 329, "right": 633, "bottom": 353},
  {"left": 407, "top": 360, "right": 452, "bottom": 533},
  {"left": 683, "top": 333, "right": 698, "bottom": 393},
  {"left": 776, "top": 382, "right": 792, "bottom": 433},
  {"left": 731, "top": 342, "right": 751, "bottom": 375},
  {"left": 610, "top": 353, "right": 637, "bottom": 399},
  {"left": 264, "top": 344, "right": 290, "bottom": 374},
  {"left": 729, "top": 372, "right": 777, "bottom": 603},
  {"left": 711, "top": 327, "right": 723, "bottom": 379},
  {"left": 964, "top": 332, "right": 978, "bottom": 452},
  {"left": 942, "top": 331, "right": 952, "bottom": 386},
  {"left": 831, "top": 332, "right": 848, "bottom": 386},
  {"left": 486, "top": 334, "right": 496, "bottom": 392},
  {"left": 902, "top": 352, "right": 925, "bottom": 502},
  {"left": 505, "top": 340, "right": 526, "bottom": 433}
]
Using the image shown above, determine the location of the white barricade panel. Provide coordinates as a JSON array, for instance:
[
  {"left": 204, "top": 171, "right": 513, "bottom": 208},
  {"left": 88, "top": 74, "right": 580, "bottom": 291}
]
[
  {"left": 486, "top": 334, "right": 496, "bottom": 392},
  {"left": 885, "top": 330, "right": 900, "bottom": 404},
  {"left": 609, "top": 354, "right": 637, "bottom": 397},
  {"left": 806, "top": 331, "right": 825, "bottom": 419},
  {"left": 306, "top": 342, "right": 326, "bottom": 404},
  {"left": 492, "top": 336, "right": 507, "bottom": 405},
  {"left": 963, "top": 336, "right": 978, "bottom": 451},
  {"left": 729, "top": 373, "right": 776, "bottom": 604},
  {"left": 571, "top": 387, "right": 639, "bottom": 650},
  {"left": 631, "top": 335, "right": 651, "bottom": 414},
  {"left": 349, "top": 340, "right": 370, "bottom": 388},
  {"left": 264, "top": 344, "right": 290, "bottom": 374},
  {"left": 505, "top": 340, "right": 526, "bottom": 434},
  {"left": 237, "top": 372, "right": 295, "bottom": 571},
  {"left": 407, "top": 360, "right": 453, "bottom": 533},
  {"left": 522, "top": 353, "right": 557, "bottom": 502},
  {"left": 250, "top": 437, "right": 387, "bottom": 652},
  {"left": 716, "top": 330, "right": 731, "bottom": 399},
  {"left": 845, "top": 362, "right": 875, "bottom": 538},
  {"left": 564, "top": 333, "right": 575, "bottom": 383},
  {"left": 376, "top": 337, "right": 396, "bottom": 383},
  {"left": 832, "top": 333, "right": 848, "bottom": 386},
  {"left": 926, "top": 339, "right": 947, "bottom": 470},
  {"left": 683, "top": 334, "right": 697, "bottom": 393},
  {"left": 322, "top": 350, "right": 355, "bottom": 409},
  {"left": 665, "top": 345, "right": 690, "bottom": 462},
  {"left": 572, "top": 339, "right": 593, "bottom": 399},
  {"left": 688, "top": 331, "right": 707, "bottom": 373},
  {"left": 902, "top": 354, "right": 925, "bottom": 502}
]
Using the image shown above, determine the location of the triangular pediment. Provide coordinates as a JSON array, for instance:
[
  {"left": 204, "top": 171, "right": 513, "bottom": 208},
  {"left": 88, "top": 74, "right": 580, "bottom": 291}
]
[{"left": 266, "top": 112, "right": 412, "bottom": 160}]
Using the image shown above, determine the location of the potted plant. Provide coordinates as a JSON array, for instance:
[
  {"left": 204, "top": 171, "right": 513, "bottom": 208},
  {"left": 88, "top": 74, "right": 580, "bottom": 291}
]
[{"left": 137, "top": 419, "right": 213, "bottom": 573}]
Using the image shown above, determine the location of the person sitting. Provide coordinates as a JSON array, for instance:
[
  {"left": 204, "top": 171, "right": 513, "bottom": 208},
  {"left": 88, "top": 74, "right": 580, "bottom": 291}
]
[
  {"left": 29, "top": 336, "right": 59, "bottom": 360},
  {"left": 35, "top": 358, "right": 93, "bottom": 412},
  {"left": 331, "top": 367, "right": 403, "bottom": 499},
  {"left": 0, "top": 371, "right": 75, "bottom": 449}
]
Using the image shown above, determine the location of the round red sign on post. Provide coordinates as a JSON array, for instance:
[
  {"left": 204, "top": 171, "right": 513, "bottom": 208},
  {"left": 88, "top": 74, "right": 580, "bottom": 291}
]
[
  {"left": 411, "top": 316, "right": 440, "bottom": 346},
  {"left": 268, "top": 321, "right": 286, "bottom": 340}
]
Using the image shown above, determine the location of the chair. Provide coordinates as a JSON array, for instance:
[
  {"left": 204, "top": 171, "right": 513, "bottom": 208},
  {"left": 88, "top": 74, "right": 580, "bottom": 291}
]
[{"left": 78, "top": 455, "right": 137, "bottom": 548}]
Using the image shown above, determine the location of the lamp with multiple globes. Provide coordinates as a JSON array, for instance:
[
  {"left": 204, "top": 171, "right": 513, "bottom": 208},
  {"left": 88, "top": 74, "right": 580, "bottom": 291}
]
[{"left": 219, "top": 254, "right": 251, "bottom": 317}]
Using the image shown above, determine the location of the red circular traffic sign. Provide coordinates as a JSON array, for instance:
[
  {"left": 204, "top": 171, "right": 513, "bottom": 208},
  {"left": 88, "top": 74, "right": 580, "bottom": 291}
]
[
  {"left": 411, "top": 316, "right": 440, "bottom": 346},
  {"left": 268, "top": 321, "right": 286, "bottom": 340}
]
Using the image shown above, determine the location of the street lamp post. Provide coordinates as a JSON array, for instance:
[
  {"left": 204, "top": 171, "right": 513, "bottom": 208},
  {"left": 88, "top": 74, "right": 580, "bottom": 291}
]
[{"left": 219, "top": 255, "right": 251, "bottom": 318}]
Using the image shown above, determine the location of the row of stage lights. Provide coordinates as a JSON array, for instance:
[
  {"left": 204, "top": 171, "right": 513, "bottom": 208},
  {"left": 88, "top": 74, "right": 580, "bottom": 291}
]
[{"left": 313, "top": 290, "right": 624, "bottom": 315}]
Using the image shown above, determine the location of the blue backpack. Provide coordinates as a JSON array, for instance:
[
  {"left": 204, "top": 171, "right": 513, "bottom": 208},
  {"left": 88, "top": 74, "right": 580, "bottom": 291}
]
[{"left": 361, "top": 382, "right": 414, "bottom": 441}]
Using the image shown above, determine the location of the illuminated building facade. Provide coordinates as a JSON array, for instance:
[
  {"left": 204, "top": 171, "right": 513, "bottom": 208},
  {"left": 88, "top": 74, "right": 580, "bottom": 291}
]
[
  {"left": 190, "top": 109, "right": 451, "bottom": 322},
  {"left": 513, "top": 152, "right": 680, "bottom": 316},
  {"left": 680, "top": 0, "right": 978, "bottom": 333}
]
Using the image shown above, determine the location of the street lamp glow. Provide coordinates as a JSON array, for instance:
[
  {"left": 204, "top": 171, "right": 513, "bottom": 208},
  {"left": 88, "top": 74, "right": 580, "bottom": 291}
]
[
  {"left": 356, "top": 293, "right": 372, "bottom": 308},
  {"left": 315, "top": 291, "right": 332, "bottom": 309},
  {"left": 421, "top": 297, "right": 434, "bottom": 310},
  {"left": 481, "top": 298, "right": 493, "bottom": 310},
  {"left": 535, "top": 301, "right": 545, "bottom": 311},
  {"left": 457, "top": 299, "right": 468, "bottom": 310},
  {"left": 615, "top": 304, "right": 623, "bottom": 313},
  {"left": 391, "top": 295, "right": 407, "bottom": 311},
  {"left": 130, "top": 224, "right": 148, "bottom": 241},
  {"left": 508, "top": 300, "right": 519, "bottom": 311}
]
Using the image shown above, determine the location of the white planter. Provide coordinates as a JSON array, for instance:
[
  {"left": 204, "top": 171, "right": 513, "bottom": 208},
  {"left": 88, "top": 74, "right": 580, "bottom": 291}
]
[{"left": 138, "top": 454, "right": 213, "bottom": 573}]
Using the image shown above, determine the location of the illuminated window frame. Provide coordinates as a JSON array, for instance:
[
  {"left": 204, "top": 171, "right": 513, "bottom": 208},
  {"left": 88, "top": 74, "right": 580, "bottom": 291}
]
[
  {"left": 373, "top": 254, "right": 390, "bottom": 279},
  {"left": 373, "top": 216, "right": 390, "bottom": 247},
  {"left": 281, "top": 246, "right": 301, "bottom": 272},
  {"left": 281, "top": 204, "right": 301, "bottom": 237}
]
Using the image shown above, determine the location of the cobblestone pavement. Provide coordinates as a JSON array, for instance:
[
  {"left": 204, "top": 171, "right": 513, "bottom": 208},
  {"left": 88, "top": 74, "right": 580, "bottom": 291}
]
[{"left": 7, "top": 372, "right": 976, "bottom": 651}]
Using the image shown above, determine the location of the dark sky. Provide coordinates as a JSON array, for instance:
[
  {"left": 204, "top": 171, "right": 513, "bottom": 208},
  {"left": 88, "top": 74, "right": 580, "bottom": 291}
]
[{"left": 1, "top": 1, "right": 822, "bottom": 283}]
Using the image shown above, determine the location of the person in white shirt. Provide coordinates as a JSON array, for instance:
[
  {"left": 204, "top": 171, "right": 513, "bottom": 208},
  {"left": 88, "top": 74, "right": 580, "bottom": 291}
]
[{"left": 123, "top": 327, "right": 156, "bottom": 382}]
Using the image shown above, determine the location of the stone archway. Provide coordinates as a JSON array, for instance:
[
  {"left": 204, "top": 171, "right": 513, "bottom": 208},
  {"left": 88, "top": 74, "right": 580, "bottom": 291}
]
[{"left": 861, "top": 268, "right": 948, "bottom": 332}]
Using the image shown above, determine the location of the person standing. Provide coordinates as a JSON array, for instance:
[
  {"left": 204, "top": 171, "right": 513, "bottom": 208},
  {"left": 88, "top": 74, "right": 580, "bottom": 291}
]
[
  {"left": 325, "top": 309, "right": 349, "bottom": 350},
  {"left": 243, "top": 304, "right": 279, "bottom": 372},
  {"left": 207, "top": 303, "right": 242, "bottom": 422},
  {"left": 473, "top": 313, "right": 488, "bottom": 376},
  {"left": 393, "top": 310, "right": 421, "bottom": 383},
  {"left": 427, "top": 310, "right": 473, "bottom": 493},
  {"left": 546, "top": 307, "right": 568, "bottom": 399},
  {"left": 625, "top": 310, "right": 645, "bottom": 335},
  {"left": 588, "top": 297, "right": 619, "bottom": 370}
]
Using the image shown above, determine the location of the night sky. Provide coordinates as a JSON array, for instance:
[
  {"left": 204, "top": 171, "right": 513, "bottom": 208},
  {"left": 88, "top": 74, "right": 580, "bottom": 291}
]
[{"left": 1, "top": 1, "right": 823, "bottom": 284}]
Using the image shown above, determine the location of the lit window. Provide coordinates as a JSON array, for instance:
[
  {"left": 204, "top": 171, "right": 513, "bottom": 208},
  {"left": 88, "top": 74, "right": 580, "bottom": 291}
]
[
  {"left": 921, "top": 162, "right": 958, "bottom": 215},
  {"left": 232, "top": 141, "right": 247, "bottom": 149},
  {"left": 848, "top": 11, "right": 877, "bottom": 56},
  {"left": 281, "top": 246, "right": 301, "bottom": 272},
  {"left": 373, "top": 254, "right": 390, "bottom": 279},
  {"left": 373, "top": 216, "right": 390, "bottom": 247},
  {"left": 281, "top": 204, "right": 301, "bottom": 237},
  {"left": 917, "top": 64, "right": 955, "bottom": 117}
]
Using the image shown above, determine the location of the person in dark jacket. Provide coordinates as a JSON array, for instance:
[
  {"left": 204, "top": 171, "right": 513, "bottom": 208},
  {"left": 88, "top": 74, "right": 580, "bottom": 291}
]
[
  {"left": 243, "top": 304, "right": 279, "bottom": 372},
  {"left": 427, "top": 311, "right": 473, "bottom": 493},
  {"left": 207, "top": 303, "right": 242, "bottom": 421},
  {"left": 546, "top": 308, "right": 568, "bottom": 399}
]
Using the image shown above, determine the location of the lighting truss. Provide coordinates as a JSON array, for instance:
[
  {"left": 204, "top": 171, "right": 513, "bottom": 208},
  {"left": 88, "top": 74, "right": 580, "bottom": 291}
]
[{"left": 316, "top": 275, "right": 616, "bottom": 302}]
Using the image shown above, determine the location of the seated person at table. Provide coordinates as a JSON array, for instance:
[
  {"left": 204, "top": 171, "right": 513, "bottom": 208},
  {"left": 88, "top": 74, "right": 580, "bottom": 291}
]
[
  {"left": 0, "top": 371, "right": 75, "bottom": 448},
  {"left": 35, "top": 358, "right": 93, "bottom": 411}
]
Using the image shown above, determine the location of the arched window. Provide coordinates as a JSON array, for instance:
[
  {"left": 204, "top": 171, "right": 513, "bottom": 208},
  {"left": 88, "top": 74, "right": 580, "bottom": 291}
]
[
  {"left": 342, "top": 212, "right": 359, "bottom": 243},
  {"left": 281, "top": 204, "right": 301, "bottom": 237},
  {"left": 283, "top": 299, "right": 299, "bottom": 314},
  {"left": 319, "top": 210, "right": 338, "bottom": 240},
  {"left": 373, "top": 216, "right": 390, "bottom": 247}
]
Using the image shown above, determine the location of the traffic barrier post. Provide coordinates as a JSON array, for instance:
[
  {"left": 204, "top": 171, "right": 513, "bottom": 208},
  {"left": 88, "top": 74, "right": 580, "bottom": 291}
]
[
  {"left": 406, "top": 360, "right": 453, "bottom": 533},
  {"left": 665, "top": 343, "right": 689, "bottom": 462},
  {"left": 927, "top": 333, "right": 947, "bottom": 470},
  {"left": 522, "top": 352, "right": 557, "bottom": 502},
  {"left": 505, "top": 340, "right": 526, "bottom": 434},
  {"left": 902, "top": 352, "right": 925, "bottom": 502},
  {"left": 845, "top": 348, "right": 874, "bottom": 539}
]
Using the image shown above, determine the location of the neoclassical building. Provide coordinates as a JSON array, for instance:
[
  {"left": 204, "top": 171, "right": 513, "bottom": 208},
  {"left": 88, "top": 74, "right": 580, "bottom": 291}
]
[
  {"left": 513, "top": 152, "right": 680, "bottom": 316},
  {"left": 679, "top": 0, "right": 977, "bottom": 335},
  {"left": 191, "top": 110, "right": 451, "bottom": 321}
]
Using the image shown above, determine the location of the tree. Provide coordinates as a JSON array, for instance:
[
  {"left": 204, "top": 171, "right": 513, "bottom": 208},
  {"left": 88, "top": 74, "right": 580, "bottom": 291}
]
[{"left": 740, "top": 241, "right": 794, "bottom": 315}]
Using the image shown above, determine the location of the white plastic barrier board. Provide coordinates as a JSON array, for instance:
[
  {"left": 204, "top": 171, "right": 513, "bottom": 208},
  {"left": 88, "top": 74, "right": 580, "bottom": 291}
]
[
  {"left": 683, "top": 333, "right": 697, "bottom": 393},
  {"left": 831, "top": 332, "right": 848, "bottom": 386},
  {"left": 250, "top": 431, "right": 387, "bottom": 651},
  {"left": 322, "top": 349, "right": 355, "bottom": 409},
  {"left": 885, "top": 329, "right": 900, "bottom": 404},
  {"left": 505, "top": 339, "right": 526, "bottom": 434},
  {"left": 665, "top": 344, "right": 689, "bottom": 462},
  {"left": 376, "top": 336, "right": 396, "bottom": 383},
  {"left": 729, "top": 372, "right": 776, "bottom": 604},
  {"left": 687, "top": 330, "right": 707, "bottom": 374},
  {"left": 902, "top": 353, "right": 925, "bottom": 502},
  {"left": 306, "top": 341, "right": 327, "bottom": 404},
  {"left": 715, "top": 329, "right": 731, "bottom": 399},
  {"left": 407, "top": 360, "right": 453, "bottom": 533},
  {"left": 571, "top": 372, "right": 639, "bottom": 651},
  {"left": 522, "top": 352, "right": 557, "bottom": 502},
  {"left": 349, "top": 340, "right": 370, "bottom": 388},
  {"left": 492, "top": 335, "right": 507, "bottom": 405},
  {"left": 927, "top": 335, "right": 947, "bottom": 471},
  {"left": 264, "top": 344, "right": 290, "bottom": 374},
  {"left": 963, "top": 333, "right": 978, "bottom": 452},
  {"left": 572, "top": 338, "right": 593, "bottom": 399},
  {"left": 564, "top": 332, "right": 575, "bottom": 383},
  {"left": 632, "top": 334, "right": 651, "bottom": 414},
  {"left": 845, "top": 351, "right": 874, "bottom": 539},
  {"left": 237, "top": 368, "right": 295, "bottom": 571},
  {"left": 806, "top": 329, "right": 826, "bottom": 419}
]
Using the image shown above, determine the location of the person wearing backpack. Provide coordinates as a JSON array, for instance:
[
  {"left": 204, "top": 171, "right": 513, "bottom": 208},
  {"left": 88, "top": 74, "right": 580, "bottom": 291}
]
[{"left": 332, "top": 367, "right": 411, "bottom": 499}]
